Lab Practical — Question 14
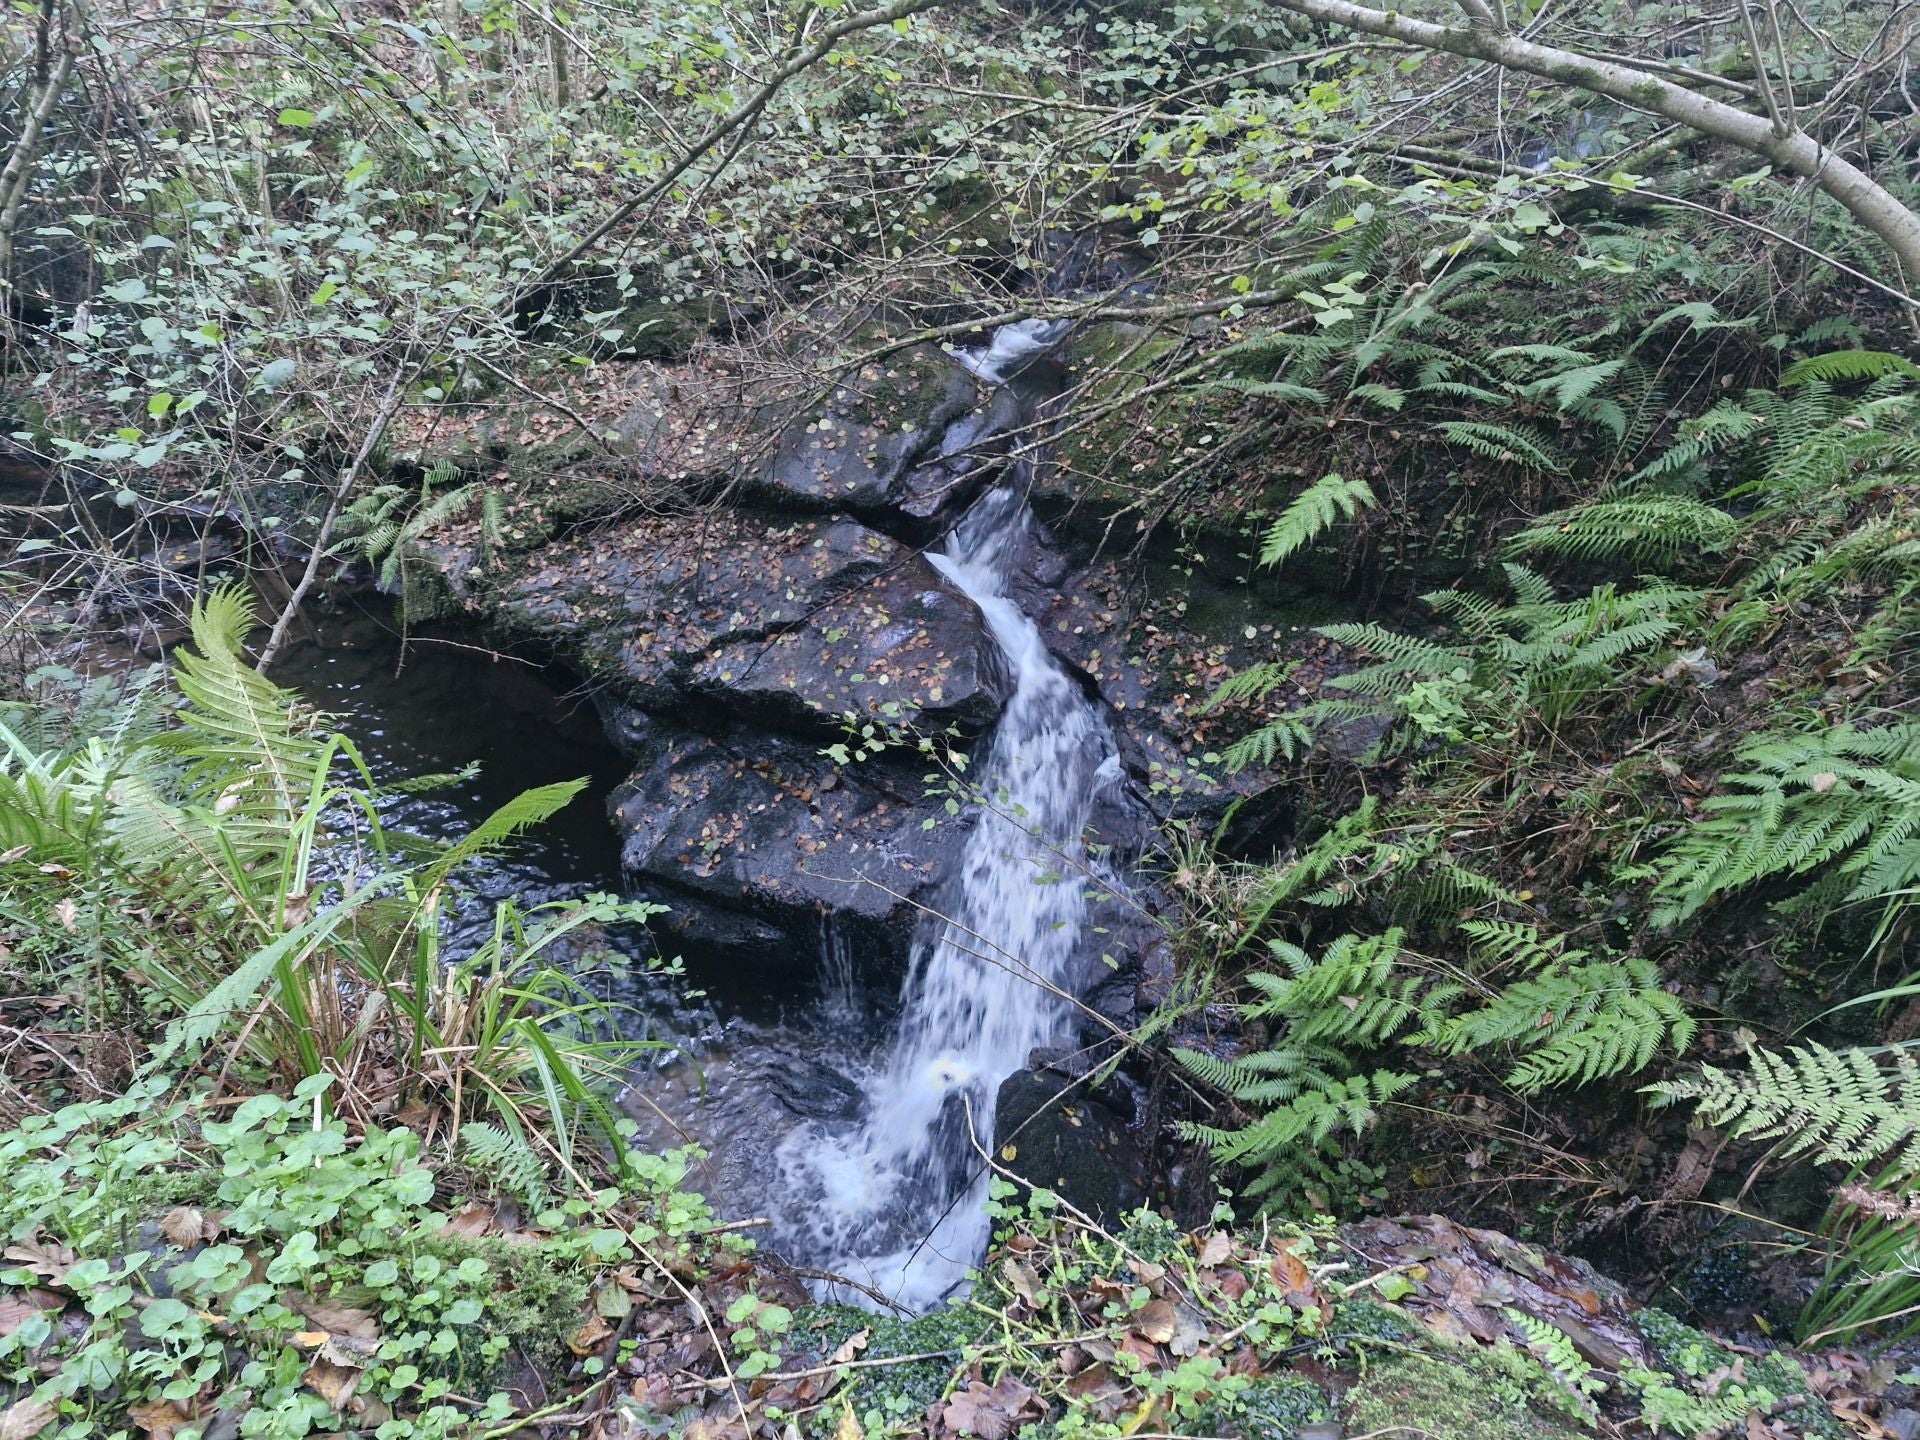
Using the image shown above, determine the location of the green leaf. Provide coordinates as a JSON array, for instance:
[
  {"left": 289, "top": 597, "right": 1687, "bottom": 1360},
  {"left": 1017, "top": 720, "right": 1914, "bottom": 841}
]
[{"left": 277, "top": 108, "right": 317, "bottom": 128}]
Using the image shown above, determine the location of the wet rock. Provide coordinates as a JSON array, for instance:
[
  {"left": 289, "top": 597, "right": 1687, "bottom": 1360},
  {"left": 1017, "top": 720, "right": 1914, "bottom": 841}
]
[
  {"left": 691, "top": 554, "right": 1012, "bottom": 734},
  {"left": 754, "top": 346, "right": 1004, "bottom": 531},
  {"left": 497, "top": 510, "right": 1009, "bottom": 733},
  {"left": 993, "top": 1067, "right": 1147, "bottom": 1224},
  {"left": 610, "top": 723, "right": 965, "bottom": 945}
]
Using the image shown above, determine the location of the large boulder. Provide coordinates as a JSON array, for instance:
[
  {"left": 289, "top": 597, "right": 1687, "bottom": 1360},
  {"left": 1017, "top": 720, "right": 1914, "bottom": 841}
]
[
  {"left": 992, "top": 1059, "right": 1148, "bottom": 1224},
  {"left": 495, "top": 510, "right": 1010, "bottom": 734},
  {"left": 753, "top": 346, "right": 1012, "bottom": 532},
  {"left": 609, "top": 720, "right": 965, "bottom": 947}
]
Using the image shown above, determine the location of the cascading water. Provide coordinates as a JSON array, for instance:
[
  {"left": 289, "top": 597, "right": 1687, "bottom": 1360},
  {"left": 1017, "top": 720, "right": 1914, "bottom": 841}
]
[{"left": 774, "top": 468, "right": 1126, "bottom": 1311}]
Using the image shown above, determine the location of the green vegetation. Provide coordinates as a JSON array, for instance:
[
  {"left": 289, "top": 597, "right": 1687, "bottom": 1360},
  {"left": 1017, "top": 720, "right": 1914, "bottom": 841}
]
[{"left": 5, "top": 0, "right": 1920, "bottom": 1430}]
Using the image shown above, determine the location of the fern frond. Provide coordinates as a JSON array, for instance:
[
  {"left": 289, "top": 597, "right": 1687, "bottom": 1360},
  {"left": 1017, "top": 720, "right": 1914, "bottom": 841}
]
[
  {"left": 1505, "top": 497, "right": 1739, "bottom": 565},
  {"left": 1781, "top": 350, "right": 1920, "bottom": 387},
  {"left": 1652, "top": 1044, "right": 1920, "bottom": 1178},
  {"left": 1259, "top": 472, "right": 1378, "bottom": 566}
]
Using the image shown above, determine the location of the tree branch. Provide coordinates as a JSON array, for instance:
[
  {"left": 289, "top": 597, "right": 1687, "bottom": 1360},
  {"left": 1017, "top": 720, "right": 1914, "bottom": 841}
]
[
  {"left": 1264, "top": 0, "right": 1920, "bottom": 290},
  {"left": 518, "top": 0, "right": 947, "bottom": 297}
]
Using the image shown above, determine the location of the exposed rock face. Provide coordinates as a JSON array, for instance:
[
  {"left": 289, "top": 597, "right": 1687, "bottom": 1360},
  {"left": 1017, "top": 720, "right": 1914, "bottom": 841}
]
[
  {"left": 609, "top": 722, "right": 963, "bottom": 946},
  {"left": 752, "top": 346, "right": 999, "bottom": 529},
  {"left": 396, "top": 317, "right": 1308, "bottom": 984},
  {"left": 993, "top": 1060, "right": 1149, "bottom": 1224},
  {"left": 497, "top": 511, "right": 1009, "bottom": 734}
]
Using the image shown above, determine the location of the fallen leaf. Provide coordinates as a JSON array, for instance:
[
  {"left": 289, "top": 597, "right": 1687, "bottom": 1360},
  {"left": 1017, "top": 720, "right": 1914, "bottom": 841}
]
[
  {"left": 282, "top": 1292, "right": 378, "bottom": 1340},
  {"left": 3, "top": 1240, "right": 76, "bottom": 1286},
  {"left": 444, "top": 1203, "right": 495, "bottom": 1239},
  {"left": 0, "top": 1401, "right": 57, "bottom": 1440},
  {"left": 935, "top": 1377, "right": 1039, "bottom": 1440},
  {"left": 319, "top": 1335, "right": 380, "bottom": 1369},
  {"left": 304, "top": 1356, "right": 363, "bottom": 1413},
  {"left": 1194, "top": 1233, "right": 1232, "bottom": 1268},
  {"left": 1000, "top": 1258, "right": 1040, "bottom": 1307},
  {"left": 158, "top": 1207, "right": 210, "bottom": 1249},
  {"left": 569, "top": 1313, "right": 614, "bottom": 1356},
  {"left": 827, "top": 1327, "right": 870, "bottom": 1367},
  {"left": 0, "top": 1295, "right": 54, "bottom": 1338},
  {"left": 1271, "top": 1244, "right": 1312, "bottom": 1298},
  {"left": 1210, "top": 1267, "right": 1250, "bottom": 1303},
  {"left": 595, "top": 1282, "right": 634, "bottom": 1321},
  {"left": 129, "top": 1399, "right": 194, "bottom": 1440},
  {"left": 1134, "top": 1299, "right": 1176, "bottom": 1345},
  {"left": 833, "top": 1401, "right": 863, "bottom": 1440}
]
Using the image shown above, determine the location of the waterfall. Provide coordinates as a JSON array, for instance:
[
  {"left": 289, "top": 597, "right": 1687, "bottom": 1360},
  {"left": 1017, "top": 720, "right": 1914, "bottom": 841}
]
[
  {"left": 774, "top": 479, "right": 1123, "bottom": 1311},
  {"left": 951, "top": 318, "right": 1073, "bottom": 386}
]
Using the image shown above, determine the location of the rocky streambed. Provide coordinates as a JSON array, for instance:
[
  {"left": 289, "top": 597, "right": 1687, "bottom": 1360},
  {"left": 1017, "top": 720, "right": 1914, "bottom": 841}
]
[{"left": 349, "top": 317, "right": 1341, "bottom": 1308}]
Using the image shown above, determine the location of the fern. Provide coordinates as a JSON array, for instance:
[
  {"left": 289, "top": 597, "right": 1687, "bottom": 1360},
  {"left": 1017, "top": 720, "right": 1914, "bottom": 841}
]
[
  {"left": 458, "top": 1121, "right": 552, "bottom": 1206},
  {"left": 1505, "top": 496, "right": 1739, "bottom": 566},
  {"left": 1435, "top": 420, "right": 1565, "bottom": 472},
  {"left": 1652, "top": 1043, "right": 1920, "bottom": 1178},
  {"left": 1258, "top": 472, "right": 1378, "bottom": 566},
  {"left": 1781, "top": 349, "right": 1920, "bottom": 387},
  {"left": 1650, "top": 721, "right": 1920, "bottom": 925}
]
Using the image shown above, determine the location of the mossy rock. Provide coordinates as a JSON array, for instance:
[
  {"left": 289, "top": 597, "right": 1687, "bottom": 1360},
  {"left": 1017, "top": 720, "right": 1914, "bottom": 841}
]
[
  {"left": 1344, "top": 1350, "right": 1597, "bottom": 1439},
  {"left": 1631, "top": 1308, "right": 1846, "bottom": 1440},
  {"left": 1190, "top": 1372, "right": 1335, "bottom": 1438}
]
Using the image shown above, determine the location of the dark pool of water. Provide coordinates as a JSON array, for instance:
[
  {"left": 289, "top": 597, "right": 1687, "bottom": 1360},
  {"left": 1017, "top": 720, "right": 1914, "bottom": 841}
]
[{"left": 267, "top": 599, "right": 895, "bottom": 1184}]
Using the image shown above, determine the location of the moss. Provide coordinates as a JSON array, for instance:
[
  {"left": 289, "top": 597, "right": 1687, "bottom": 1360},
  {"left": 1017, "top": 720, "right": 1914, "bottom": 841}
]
[
  {"left": 1190, "top": 1372, "right": 1333, "bottom": 1438},
  {"left": 1632, "top": 1308, "right": 1845, "bottom": 1439},
  {"left": 1330, "top": 1296, "right": 1421, "bottom": 1347},
  {"left": 794, "top": 1300, "right": 987, "bottom": 1433},
  {"left": 399, "top": 1234, "right": 590, "bottom": 1381},
  {"left": 1344, "top": 1349, "right": 1597, "bottom": 1439}
]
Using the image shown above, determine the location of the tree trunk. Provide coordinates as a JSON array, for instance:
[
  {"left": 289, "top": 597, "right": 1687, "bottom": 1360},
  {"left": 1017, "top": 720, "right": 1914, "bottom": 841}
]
[{"left": 0, "top": 2, "right": 75, "bottom": 314}]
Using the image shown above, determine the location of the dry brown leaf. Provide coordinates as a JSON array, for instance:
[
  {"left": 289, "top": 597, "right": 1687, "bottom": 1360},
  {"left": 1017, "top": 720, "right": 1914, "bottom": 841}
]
[
  {"left": 0, "top": 1401, "right": 56, "bottom": 1440},
  {"left": 158, "top": 1207, "right": 210, "bottom": 1249},
  {"left": 1211, "top": 1267, "right": 1250, "bottom": 1303},
  {"left": 3, "top": 1240, "right": 76, "bottom": 1285},
  {"left": 0, "top": 1297, "right": 50, "bottom": 1338},
  {"left": 1000, "top": 1258, "right": 1040, "bottom": 1307},
  {"left": 128, "top": 1399, "right": 192, "bottom": 1440},
  {"left": 1194, "top": 1232, "right": 1231, "bottom": 1268},
  {"left": 444, "top": 1203, "right": 496, "bottom": 1239},
  {"left": 1133, "top": 1299, "right": 1176, "bottom": 1345},
  {"left": 827, "top": 1327, "right": 870, "bottom": 1367},
  {"left": 935, "top": 1377, "right": 1039, "bottom": 1440},
  {"left": 1167, "top": 1303, "right": 1208, "bottom": 1359},
  {"left": 282, "top": 1292, "right": 378, "bottom": 1340},
  {"left": 569, "top": 1314, "right": 614, "bottom": 1356},
  {"left": 832, "top": 1401, "right": 863, "bottom": 1440},
  {"left": 304, "top": 1356, "right": 363, "bottom": 1413}
]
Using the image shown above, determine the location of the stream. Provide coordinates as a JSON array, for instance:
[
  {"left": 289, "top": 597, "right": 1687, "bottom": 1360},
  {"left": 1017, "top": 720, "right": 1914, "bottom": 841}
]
[{"left": 275, "top": 322, "right": 1140, "bottom": 1313}]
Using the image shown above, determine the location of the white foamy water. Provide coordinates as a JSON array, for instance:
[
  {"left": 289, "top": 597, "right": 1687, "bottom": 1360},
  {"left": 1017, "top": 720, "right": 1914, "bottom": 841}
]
[
  {"left": 952, "top": 318, "right": 1073, "bottom": 385},
  {"left": 773, "top": 482, "right": 1122, "bottom": 1310}
]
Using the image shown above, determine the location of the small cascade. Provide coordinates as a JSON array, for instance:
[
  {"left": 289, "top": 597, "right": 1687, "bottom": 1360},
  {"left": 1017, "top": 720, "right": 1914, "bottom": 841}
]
[
  {"left": 774, "top": 480, "right": 1126, "bottom": 1311},
  {"left": 816, "top": 916, "right": 860, "bottom": 1023},
  {"left": 951, "top": 318, "right": 1073, "bottom": 386}
]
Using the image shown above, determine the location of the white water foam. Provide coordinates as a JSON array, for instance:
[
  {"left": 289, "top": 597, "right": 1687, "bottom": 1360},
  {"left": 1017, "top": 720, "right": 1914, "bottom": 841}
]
[
  {"left": 773, "top": 482, "right": 1122, "bottom": 1311},
  {"left": 951, "top": 318, "right": 1073, "bottom": 386}
]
